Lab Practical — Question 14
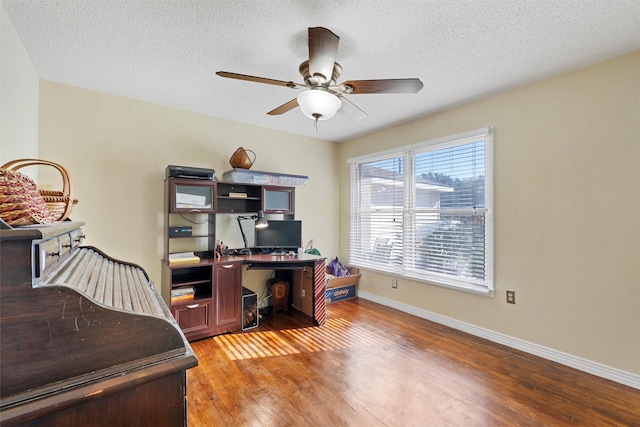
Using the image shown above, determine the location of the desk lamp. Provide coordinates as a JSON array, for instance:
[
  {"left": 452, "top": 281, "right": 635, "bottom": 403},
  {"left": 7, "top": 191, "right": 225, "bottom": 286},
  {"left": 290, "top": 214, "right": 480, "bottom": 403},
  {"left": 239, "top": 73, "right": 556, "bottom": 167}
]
[{"left": 236, "top": 210, "right": 268, "bottom": 255}]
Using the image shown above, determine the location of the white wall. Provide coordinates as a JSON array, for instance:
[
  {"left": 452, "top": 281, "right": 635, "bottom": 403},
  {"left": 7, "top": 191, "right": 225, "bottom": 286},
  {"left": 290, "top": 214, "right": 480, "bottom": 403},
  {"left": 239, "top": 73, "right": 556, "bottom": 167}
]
[
  {"left": 0, "top": 5, "right": 39, "bottom": 166},
  {"left": 338, "top": 51, "right": 640, "bottom": 377}
]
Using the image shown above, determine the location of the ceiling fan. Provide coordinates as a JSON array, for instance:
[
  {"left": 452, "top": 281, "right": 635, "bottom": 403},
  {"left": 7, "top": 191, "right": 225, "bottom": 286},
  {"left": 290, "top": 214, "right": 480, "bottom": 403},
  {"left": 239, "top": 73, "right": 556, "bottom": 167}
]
[{"left": 216, "top": 27, "right": 423, "bottom": 128}]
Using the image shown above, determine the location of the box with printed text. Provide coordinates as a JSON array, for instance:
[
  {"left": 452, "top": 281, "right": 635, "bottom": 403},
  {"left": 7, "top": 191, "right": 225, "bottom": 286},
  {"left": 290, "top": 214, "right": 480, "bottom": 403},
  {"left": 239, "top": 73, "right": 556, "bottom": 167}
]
[
  {"left": 325, "top": 283, "right": 357, "bottom": 304},
  {"left": 325, "top": 266, "right": 359, "bottom": 304}
]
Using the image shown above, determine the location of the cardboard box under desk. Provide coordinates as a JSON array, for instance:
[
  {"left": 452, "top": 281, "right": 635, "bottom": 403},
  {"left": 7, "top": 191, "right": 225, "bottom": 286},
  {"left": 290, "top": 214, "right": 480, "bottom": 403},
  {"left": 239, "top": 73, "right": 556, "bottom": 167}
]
[
  {"left": 325, "top": 266, "right": 360, "bottom": 304},
  {"left": 292, "top": 268, "right": 314, "bottom": 316}
]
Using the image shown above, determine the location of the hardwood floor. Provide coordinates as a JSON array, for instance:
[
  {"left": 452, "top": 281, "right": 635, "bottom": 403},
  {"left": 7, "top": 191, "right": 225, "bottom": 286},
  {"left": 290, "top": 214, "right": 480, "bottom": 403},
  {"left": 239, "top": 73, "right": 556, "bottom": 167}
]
[{"left": 187, "top": 298, "right": 640, "bottom": 426}]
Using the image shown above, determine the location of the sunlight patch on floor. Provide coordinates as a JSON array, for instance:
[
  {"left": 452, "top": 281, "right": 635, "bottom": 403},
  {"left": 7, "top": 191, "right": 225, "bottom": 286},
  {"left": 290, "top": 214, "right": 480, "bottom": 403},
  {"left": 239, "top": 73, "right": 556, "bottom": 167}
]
[
  {"left": 216, "top": 330, "right": 301, "bottom": 360},
  {"left": 215, "top": 318, "right": 394, "bottom": 361}
]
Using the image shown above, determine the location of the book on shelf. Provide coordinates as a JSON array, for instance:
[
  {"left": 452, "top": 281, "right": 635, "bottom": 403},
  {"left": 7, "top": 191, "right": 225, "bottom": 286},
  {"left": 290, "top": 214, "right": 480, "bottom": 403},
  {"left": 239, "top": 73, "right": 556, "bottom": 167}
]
[
  {"left": 171, "top": 292, "right": 195, "bottom": 301},
  {"left": 172, "top": 286, "right": 195, "bottom": 295},
  {"left": 171, "top": 286, "right": 196, "bottom": 303},
  {"left": 171, "top": 295, "right": 195, "bottom": 303},
  {"left": 168, "top": 252, "right": 200, "bottom": 264},
  {"left": 171, "top": 286, "right": 195, "bottom": 295},
  {"left": 169, "top": 252, "right": 196, "bottom": 258},
  {"left": 228, "top": 192, "right": 248, "bottom": 198},
  {"left": 169, "top": 257, "right": 200, "bottom": 265}
]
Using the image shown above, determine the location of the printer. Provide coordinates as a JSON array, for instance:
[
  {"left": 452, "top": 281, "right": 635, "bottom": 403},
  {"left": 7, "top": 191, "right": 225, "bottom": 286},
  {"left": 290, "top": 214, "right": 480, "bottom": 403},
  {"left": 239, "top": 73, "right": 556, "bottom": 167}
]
[{"left": 166, "top": 165, "right": 215, "bottom": 180}]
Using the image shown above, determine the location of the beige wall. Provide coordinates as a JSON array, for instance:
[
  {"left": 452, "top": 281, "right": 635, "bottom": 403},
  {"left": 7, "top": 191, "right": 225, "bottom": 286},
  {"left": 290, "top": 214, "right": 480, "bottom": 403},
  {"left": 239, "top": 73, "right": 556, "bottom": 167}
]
[
  {"left": 37, "top": 81, "right": 340, "bottom": 299},
  {"left": 0, "top": 5, "right": 39, "bottom": 164},
  {"left": 338, "top": 51, "right": 640, "bottom": 375}
]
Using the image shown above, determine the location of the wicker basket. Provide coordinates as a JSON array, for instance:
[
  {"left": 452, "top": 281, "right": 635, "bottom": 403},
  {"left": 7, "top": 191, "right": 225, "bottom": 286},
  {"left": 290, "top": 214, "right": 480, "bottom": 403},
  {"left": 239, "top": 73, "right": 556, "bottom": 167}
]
[{"left": 1, "top": 159, "right": 78, "bottom": 222}]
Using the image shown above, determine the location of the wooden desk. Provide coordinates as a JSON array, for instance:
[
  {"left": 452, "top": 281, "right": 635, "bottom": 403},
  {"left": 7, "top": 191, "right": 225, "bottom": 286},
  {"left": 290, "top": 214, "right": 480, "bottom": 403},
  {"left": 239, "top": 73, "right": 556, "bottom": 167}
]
[
  {"left": 0, "top": 222, "right": 197, "bottom": 426},
  {"left": 164, "top": 253, "right": 327, "bottom": 341},
  {"left": 233, "top": 253, "right": 328, "bottom": 327}
]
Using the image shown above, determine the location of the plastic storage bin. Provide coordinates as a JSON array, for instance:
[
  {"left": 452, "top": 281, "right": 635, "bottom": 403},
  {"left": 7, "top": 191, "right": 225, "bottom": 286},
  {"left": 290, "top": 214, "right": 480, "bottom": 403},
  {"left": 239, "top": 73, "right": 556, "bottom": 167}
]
[{"left": 222, "top": 169, "right": 308, "bottom": 186}]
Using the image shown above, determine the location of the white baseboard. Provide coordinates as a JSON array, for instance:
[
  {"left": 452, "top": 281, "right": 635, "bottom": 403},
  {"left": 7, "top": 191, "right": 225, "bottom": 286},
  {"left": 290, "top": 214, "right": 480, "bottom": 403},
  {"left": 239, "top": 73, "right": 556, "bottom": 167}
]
[{"left": 357, "top": 290, "right": 640, "bottom": 390}]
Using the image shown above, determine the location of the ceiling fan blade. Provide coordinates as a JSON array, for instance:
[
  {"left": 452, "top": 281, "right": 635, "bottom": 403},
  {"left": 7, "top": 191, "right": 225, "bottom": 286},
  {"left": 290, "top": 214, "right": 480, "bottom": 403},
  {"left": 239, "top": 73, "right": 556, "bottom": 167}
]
[
  {"left": 216, "top": 71, "right": 300, "bottom": 89},
  {"left": 308, "top": 27, "right": 339, "bottom": 83},
  {"left": 267, "top": 98, "right": 299, "bottom": 115},
  {"left": 339, "top": 78, "right": 424, "bottom": 94},
  {"left": 338, "top": 96, "right": 368, "bottom": 122}
]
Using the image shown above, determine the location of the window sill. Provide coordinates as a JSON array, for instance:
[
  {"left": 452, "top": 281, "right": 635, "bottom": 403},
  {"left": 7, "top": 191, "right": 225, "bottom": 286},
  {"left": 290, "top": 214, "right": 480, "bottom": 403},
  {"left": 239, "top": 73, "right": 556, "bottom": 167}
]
[{"left": 351, "top": 262, "right": 494, "bottom": 296}]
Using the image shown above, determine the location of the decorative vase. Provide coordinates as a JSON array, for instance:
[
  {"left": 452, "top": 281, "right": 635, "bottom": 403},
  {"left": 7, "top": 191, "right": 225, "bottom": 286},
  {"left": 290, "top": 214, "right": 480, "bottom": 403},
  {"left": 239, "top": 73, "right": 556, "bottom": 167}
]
[{"left": 229, "top": 147, "right": 256, "bottom": 169}]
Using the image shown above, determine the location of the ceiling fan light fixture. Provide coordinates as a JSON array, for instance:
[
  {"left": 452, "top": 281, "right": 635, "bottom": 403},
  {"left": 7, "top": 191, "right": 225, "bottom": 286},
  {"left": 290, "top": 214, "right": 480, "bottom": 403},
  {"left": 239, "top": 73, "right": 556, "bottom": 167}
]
[
  {"left": 296, "top": 89, "right": 342, "bottom": 121},
  {"left": 217, "top": 27, "right": 423, "bottom": 126}
]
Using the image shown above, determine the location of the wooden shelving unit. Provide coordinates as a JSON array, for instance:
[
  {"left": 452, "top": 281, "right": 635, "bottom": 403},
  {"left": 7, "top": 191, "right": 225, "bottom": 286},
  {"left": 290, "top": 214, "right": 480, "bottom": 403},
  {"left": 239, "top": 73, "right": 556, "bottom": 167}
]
[{"left": 162, "top": 177, "right": 297, "bottom": 341}]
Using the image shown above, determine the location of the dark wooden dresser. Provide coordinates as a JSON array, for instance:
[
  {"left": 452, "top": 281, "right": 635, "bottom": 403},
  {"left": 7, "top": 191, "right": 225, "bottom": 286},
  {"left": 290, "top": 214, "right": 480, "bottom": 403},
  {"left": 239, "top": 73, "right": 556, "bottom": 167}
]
[{"left": 0, "top": 221, "right": 198, "bottom": 426}]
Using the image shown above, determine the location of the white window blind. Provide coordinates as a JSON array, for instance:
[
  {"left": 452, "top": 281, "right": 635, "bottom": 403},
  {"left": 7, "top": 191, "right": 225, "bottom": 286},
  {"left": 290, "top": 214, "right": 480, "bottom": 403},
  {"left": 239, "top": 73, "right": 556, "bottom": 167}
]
[
  {"left": 348, "top": 127, "right": 494, "bottom": 294},
  {"left": 350, "top": 154, "right": 406, "bottom": 275}
]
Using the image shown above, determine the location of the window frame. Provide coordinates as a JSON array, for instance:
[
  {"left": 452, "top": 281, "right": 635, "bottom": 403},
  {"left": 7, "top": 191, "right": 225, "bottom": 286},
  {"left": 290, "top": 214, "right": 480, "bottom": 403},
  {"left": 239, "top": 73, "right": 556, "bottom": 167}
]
[{"left": 347, "top": 127, "right": 494, "bottom": 295}]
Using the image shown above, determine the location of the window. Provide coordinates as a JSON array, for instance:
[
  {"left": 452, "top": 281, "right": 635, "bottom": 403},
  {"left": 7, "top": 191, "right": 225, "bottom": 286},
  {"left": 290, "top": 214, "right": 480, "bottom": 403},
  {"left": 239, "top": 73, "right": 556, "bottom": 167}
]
[{"left": 348, "top": 127, "right": 493, "bottom": 294}]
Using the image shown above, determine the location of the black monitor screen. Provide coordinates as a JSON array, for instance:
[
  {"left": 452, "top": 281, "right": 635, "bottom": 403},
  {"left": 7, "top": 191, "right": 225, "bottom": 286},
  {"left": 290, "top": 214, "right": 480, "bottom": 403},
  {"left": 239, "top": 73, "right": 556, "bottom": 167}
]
[{"left": 255, "top": 220, "right": 302, "bottom": 250}]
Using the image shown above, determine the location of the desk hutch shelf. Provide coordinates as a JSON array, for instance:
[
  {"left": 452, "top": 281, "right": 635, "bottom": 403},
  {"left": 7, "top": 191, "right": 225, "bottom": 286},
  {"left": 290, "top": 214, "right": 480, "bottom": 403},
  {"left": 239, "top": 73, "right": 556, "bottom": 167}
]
[{"left": 163, "top": 177, "right": 299, "bottom": 341}]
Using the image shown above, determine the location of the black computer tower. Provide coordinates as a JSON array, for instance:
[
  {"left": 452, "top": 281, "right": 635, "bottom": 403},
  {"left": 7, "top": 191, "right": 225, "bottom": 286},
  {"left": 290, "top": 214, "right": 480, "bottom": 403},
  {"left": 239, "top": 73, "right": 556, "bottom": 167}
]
[{"left": 242, "top": 287, "right": 258, "bottom": 330}]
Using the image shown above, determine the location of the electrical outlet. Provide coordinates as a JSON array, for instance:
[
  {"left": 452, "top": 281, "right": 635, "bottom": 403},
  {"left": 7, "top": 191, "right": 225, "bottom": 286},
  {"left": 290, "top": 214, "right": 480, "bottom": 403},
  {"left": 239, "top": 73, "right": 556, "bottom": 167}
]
[
  {"left": 301, "top": 289, "right": 306, "bottom": 298},
  {"left": 506, "top": 290, "right": 516, "bottom": 304},
  {"left": 391, "top": 278, "right": 398, "bottom": 289}
]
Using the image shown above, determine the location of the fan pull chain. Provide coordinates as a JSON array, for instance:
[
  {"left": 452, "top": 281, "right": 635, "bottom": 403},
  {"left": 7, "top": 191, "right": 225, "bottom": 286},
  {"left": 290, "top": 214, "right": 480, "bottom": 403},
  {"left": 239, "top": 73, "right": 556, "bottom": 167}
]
[{"left": 313, "top": 113, "right": 321, "bottom": 133}]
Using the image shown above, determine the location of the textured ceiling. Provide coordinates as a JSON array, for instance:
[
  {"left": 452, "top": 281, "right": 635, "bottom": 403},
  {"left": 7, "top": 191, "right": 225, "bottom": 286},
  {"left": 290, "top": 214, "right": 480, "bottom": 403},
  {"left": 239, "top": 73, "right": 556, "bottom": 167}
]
[{"left": 3, "top": 0, "right": 639, "bottom": 142}]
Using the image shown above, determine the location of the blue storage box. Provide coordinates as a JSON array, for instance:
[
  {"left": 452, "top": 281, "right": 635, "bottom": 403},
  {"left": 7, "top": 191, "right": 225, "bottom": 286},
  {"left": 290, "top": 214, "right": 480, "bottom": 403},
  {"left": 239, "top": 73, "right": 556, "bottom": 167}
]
[
  {"left": 324, "top": 266, "right": 360, "bottom": 304},
  {"left": 325, "top": 283, "right": 357, "bottom": 304}
]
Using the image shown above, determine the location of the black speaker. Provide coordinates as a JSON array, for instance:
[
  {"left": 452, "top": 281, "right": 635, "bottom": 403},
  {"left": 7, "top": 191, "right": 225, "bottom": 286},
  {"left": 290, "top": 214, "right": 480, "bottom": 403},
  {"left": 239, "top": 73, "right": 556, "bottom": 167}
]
[
  {"left": 242, "top": 287, "right": 258, "bottom": 330},
  {"left": 168, "top": 226, "right": 192, "bottom": 237}
]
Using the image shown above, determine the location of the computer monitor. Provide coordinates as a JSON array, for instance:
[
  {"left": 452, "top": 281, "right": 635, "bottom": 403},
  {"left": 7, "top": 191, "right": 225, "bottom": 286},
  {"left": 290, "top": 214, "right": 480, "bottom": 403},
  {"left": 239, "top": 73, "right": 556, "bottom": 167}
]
[{"left": 255, "top": 220, "right": 302, "bottom": 251}]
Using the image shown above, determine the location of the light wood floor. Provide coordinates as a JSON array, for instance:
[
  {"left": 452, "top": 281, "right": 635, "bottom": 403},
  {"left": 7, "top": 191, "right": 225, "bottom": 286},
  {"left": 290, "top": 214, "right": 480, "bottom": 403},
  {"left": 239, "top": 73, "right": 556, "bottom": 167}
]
[{"left": 187, "top": 298, "right": 640, "bottom": 426}]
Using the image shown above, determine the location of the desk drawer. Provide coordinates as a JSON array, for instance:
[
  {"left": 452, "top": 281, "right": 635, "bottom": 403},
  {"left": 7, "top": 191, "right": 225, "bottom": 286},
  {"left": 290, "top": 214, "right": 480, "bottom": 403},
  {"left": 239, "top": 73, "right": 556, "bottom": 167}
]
[
  {"left": 35, "top": 236, "right": 61, "bottom": 278},
  {"left": 33, "top": 228, "right": 86, "bottom": 279},
  {"left": 172, "top": 298, "right": 212, "bottom": 336}
]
